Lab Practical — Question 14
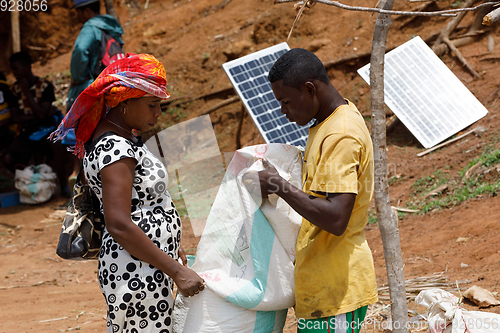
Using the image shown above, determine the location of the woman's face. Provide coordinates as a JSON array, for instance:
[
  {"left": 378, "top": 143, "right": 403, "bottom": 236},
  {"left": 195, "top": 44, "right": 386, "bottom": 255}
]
[{"left": 124, "top": 96, "right": 163, "bottom": 132}]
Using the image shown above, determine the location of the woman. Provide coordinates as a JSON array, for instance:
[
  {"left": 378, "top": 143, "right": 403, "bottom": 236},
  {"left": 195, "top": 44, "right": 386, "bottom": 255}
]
[{"left": 51, "top": 53, "right": 205, "bottom": 333}]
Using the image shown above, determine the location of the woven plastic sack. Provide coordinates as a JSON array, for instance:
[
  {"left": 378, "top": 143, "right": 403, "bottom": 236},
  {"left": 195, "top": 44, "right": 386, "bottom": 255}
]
[
  {"left": 15, "top": 164, "right": 57, "bottom": 204},
  {"left": 415, "top": 288, "right": 500, "bottom": 333},
  {"left": 173, "top": 143, "right": 303, "bottom": 333}
]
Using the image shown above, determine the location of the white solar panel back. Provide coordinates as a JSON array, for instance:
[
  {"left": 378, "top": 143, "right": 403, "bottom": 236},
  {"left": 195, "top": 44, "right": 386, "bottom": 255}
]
[
  {"left": 357, "top": 36, "right": 488, "bottom": 148},
  {"left": 223, "top": 42, "right": 310, "bottom": 148}
]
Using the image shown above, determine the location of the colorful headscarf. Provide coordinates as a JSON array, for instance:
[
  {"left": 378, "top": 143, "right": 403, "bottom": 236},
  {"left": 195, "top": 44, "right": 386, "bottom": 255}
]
[{"left": 50, "top": 53, "right": 169, "bottom": 157}]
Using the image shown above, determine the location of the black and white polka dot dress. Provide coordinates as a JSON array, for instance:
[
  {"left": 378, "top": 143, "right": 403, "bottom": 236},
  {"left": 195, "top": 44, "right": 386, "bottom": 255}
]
[{"left": 84, "top": 132, "right": 181, "bottom": 333}]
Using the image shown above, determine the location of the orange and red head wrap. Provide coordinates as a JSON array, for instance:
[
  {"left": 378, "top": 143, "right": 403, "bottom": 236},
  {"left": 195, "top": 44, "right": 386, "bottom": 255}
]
[{"left": 50, "top": 53, "right": 169, "bottom": 157}]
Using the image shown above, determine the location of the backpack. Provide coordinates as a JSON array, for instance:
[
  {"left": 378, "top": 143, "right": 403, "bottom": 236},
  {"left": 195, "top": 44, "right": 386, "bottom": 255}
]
[{"left": 93, "top": 30, "right": 125, "bottom": 78}]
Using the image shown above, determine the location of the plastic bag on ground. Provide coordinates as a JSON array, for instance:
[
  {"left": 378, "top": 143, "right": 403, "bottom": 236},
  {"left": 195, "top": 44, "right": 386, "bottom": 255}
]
[
  {"left": 415, "top": 288, "right": 500, "bottom": 333},
  {"left": 15, "top": 164, "right": 57, "bottom": 204}
]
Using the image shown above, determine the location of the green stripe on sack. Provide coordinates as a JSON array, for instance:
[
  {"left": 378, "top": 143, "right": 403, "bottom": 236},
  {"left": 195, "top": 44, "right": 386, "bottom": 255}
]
[
  {"left": 30, "top": 173, "right": 41, "bottom": 184},
  {"left": 253, "top": 310, "right": 277, "bottom": 332},
  {"left": 224, "top": 208, "right": 275, "bottom": 309},
  {"left": 26, "top": 183, "right": 39, "bottom": 200}
]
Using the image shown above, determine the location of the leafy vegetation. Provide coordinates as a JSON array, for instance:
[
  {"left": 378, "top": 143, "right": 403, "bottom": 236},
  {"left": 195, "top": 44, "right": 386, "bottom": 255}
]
[{"left": 406, "top": 147, "right": 500, "bottom": 213}]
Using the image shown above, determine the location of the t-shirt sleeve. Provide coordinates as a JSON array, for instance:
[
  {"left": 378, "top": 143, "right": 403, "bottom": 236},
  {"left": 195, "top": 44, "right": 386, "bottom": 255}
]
[
  {"left": 96, "top": 136, "right": 138, "bottom": 172},
  {"left": 308, "top": 134, "right": 362, "bottom": 194}
]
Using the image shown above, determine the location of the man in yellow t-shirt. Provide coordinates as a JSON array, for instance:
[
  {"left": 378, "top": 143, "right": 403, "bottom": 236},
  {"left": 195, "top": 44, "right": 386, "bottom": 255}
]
[{"left": 257, "top": 48, "right": 378, "bottom": 333}]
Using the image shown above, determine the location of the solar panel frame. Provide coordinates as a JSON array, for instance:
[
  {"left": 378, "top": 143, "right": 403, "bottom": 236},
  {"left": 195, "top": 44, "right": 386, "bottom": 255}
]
[
  {"left": 357, "top": 36, "right": 488, "bottom": 148},
  {"left": 223, "top": 42, "right": 310, "bottom": 148}
]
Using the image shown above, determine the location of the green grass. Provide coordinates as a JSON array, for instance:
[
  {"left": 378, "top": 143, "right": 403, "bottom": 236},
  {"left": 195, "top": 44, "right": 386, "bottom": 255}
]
[
  {"left": 450, "top": 1, "right": 465, "bottom": 8},
  {"left": 409, "top": 169, "right": 451, "bottom": 197},
  {"left": 368, "top": 213, "right": 378, "bottom": 225},
  {"left": 405, "top": 147, "right": 500, "bottom": 213}
]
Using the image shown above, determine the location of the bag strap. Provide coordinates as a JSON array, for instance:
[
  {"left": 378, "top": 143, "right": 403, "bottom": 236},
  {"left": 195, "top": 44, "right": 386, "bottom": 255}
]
[
  {"left": 154, "top": 134, "right": 165, "bottom": 158},
  {"left": 77, "top": 159, "right": 88, "bottom": 185}
]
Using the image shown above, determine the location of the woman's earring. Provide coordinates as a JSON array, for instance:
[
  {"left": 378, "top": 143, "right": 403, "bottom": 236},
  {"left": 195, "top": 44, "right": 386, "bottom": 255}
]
[{"left": 122, "top": 106, "right": 126, "bottom": 114}]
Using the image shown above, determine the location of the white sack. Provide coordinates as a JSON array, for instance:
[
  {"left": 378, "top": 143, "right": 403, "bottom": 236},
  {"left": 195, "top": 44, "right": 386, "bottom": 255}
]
[
  {"left": 174, "top": 288, "right": 287, "bottom": 333},
  {"left": 15, "top": 164, "right": 57, "bottom": 204},
  {"left": 173, "top": 143, "right": 303, "bottom": 333},
  {"left": 415, "top": 288, "right": 500, "bottom": 333}
]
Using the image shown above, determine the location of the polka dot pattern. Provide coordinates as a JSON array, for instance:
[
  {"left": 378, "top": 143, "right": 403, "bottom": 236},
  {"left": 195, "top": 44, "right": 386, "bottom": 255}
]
[{"left": 84, "top": 133, "right": 179, "bottom": 333}]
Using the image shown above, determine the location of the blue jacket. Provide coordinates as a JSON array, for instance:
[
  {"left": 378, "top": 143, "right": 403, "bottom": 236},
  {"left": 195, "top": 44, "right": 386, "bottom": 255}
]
[{"left": 67, "top": 15, "right": 123, "bottom": 110}]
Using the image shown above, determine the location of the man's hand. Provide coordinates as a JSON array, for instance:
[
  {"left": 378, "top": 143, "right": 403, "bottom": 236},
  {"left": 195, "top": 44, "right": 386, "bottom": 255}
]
[
  {"left": 259, "top": 158, "right": 284, "bottom": 196},
  {"left": 242, "top": 158, "right": 285, "bottom": 200}
]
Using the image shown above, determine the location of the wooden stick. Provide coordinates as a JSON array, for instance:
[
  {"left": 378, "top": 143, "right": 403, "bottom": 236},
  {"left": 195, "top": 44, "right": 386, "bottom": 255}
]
[
  {"left": 38, "top": 317, "right": 69, "bottom": 323},
  {"left": 443, "top": 36, "right": 480, "bottom": 77},
  {"left": 417, "top": 127, "right": 485, "bottom": 157},
  {"left": 160, "top": 86, "right": 235, "bottom": 109},
  {"left": 432, "top": 0, "right": 479, "bottom": 53},
  {"left": 11, "top": 10, "right": 20, "bottom": 53},
  {"left": 399, "top": 1, "right": 436, "bottom": 28},
  {"left": 201, "top": 96, "right": 240, "bottom": 115},
  {"left": 391, "top": 206, "right": 419, "bottom": 213},
  {"left": 483, "top": 7, "right": 500, "bottom": 26},
  {"left": 275, "top": 0, "right": 500, "bottom": 17}
]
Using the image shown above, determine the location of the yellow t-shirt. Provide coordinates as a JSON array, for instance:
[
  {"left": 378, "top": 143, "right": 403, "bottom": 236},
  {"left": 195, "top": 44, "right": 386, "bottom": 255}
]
[{"left": 294, "top": 100, "right": 378, "bottom": 319}]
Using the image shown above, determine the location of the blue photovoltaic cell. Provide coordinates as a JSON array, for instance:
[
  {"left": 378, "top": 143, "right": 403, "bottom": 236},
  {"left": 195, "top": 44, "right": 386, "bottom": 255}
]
[{"left": 222, "top": 42, "right": 310, "bottom": 148}]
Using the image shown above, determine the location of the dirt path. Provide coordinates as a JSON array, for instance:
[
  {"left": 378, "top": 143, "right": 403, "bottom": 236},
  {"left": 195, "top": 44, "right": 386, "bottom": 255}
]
[{"left": 1, "top": 190, "right": 499, "bottom": 332}]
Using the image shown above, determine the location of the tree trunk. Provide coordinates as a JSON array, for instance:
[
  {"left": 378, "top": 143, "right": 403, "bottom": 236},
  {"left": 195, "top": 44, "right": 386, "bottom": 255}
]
[
  {"left": 370, "top": 1, "right": 409, "bottom": 333},
  {"left": 104, "top": 0, "right": 120, "bottom": 24}
]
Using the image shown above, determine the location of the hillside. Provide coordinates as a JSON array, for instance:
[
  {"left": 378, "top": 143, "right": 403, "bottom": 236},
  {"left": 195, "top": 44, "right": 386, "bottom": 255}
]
[{"left": 1, "top": 0, "right": 500, "bottom": 332}]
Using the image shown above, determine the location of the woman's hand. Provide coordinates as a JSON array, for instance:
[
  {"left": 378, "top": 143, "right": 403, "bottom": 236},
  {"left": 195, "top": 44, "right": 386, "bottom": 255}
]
[{"left": 173, "top": 266, "right": 205, "bottom": 297}]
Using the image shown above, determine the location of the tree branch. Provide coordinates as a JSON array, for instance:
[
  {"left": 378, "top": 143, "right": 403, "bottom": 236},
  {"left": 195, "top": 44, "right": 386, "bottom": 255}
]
[
  {"left": 274, "top": 0, "right": 500, "bottom": 17},
  {"left": 443, "top": 37, "right": 480, "bottom": 78},
  {"left": 201, "top": 96, "right": 240, "bottom": 115}
]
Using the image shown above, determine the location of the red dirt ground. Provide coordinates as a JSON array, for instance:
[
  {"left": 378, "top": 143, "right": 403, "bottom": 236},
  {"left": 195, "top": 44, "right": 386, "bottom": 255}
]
[{"left": 1, "top": 1, "right": 500, "bottom": 332}]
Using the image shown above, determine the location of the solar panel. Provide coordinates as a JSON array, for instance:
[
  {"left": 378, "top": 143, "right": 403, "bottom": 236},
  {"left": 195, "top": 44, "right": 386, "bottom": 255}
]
[
  {"left": 223, "top": 42, "right": 310, "bottom": 148},
  {"left": 357, "top": 36, "right": 488, "bottom": 148}
]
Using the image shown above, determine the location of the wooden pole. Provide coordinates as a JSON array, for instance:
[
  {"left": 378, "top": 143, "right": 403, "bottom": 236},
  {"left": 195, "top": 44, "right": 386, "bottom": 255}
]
[
  {"left": 104, "top": 0, "right": 120, "bottom": 24},
  {"left": 11, "top": 9, "right": 21, "bottom": 53},
  {"left": 370, "top": 1, "right": 409, "bottom": 332}
]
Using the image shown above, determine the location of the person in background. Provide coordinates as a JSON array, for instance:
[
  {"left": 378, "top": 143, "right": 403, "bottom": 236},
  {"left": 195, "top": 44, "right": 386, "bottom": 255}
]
[
  {"left": 65, "top": 0, "right": 124, "bottom": 191},
  {"left": 68, "top": 0, "right": 123, "bottom": 108},
  {"left": 0, "top": 72, "right": 17, "bottom": 153},
  {"left": 50, "top": 53, "right": 205, "bottom": 333},
  {"left": 3, "top": 52, "right": 70, "bottom": 197},
  {"left": 256, "top": 48, "right": 378, "bottom": 333}
]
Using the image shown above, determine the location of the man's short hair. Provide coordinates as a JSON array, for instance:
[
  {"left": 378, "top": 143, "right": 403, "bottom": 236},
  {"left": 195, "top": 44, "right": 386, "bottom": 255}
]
[
  {"left": 268, "top": 48, "right": 330, "bottom": 89},
  {"left": 9, "top": 51, "right": 32, "bottom": 66}
]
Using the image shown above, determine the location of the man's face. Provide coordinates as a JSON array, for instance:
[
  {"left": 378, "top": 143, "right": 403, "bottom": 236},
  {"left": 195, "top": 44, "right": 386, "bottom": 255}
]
[
  {"left": 76, "top": 7, "right": 88, "bottom": 23},
  {"left": 10, "top": 61, "right": 30, "bottom": 81},
  {"left": 271, "top": 79, "right": 317, "bottom": 126}
]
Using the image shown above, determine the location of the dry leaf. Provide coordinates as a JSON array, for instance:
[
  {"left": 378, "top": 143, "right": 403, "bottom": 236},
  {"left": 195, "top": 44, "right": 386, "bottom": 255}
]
[{"left": 464, "top": 285, "right": 500, "bottom": 308}]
